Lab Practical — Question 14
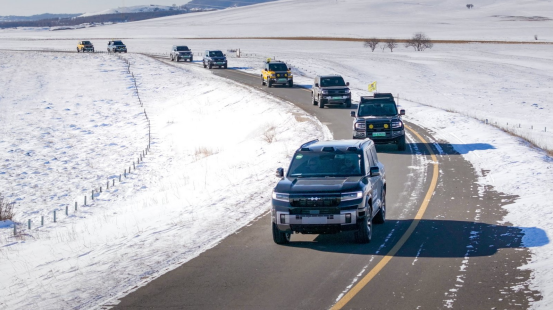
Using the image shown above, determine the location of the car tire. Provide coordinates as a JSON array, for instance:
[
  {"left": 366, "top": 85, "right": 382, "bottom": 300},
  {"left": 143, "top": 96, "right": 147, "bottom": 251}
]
[
  {"left": 268, "top": 80, "right": 273, "bottom": 88},
  {"left": 223, "top": 64, "right": 227, "bottom": 69},
  {"left": 373, "top": 189, "right": 386, "bottom": 224},
  {"left": 312, "top": 92, "right": 318, "bottom": 105},
  {"left": 355, "top": 210, "right": 372, "bottom": 244},
  {"left": 398, "top": 135, "right": 406, "bottom": 151},
  {"left": 346, "top": 98, "right": 352, "bottom": 108},
  {"left": 208, "top": 62, "right": 212, "bottom": 69},
  {"left": 203, "top": 61, "right": 207, "bottom": 68},
  {"left": 77, "top": 48, "right": 80, "bottom": 53},
  {"left": 272, "top": 223, "right": 290, "bottom": 245},
  {"left": 288, "top": 80, "right": 293, "bottom": 88},
  {"left": 319, "top": 97, "right": 325, "bottom": 109},
  {"left": 170, "top": 55, "right": 174, "bottom": 61},
  {"left": 190, "top": 58, "right": 193, "bottom": 62}
]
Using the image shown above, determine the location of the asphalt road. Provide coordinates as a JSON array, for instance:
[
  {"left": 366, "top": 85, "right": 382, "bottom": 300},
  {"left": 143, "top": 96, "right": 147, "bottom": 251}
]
[{"left": 112, "top": 57, "right": 540, "bottom": 309}]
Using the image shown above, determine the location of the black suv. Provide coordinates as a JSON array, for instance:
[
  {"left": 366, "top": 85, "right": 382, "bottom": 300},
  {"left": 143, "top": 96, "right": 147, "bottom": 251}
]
[
  {"left": 203, "top": 50, "right": 227, "bottom": 69},
  {"left": 271, "top": 139, "right": 386, "bottom": 244},
  {"left": 312, "top": 75, "right": 352, "bottom": 108},
  {"left": 170, "top": 45, "right": 193, "bottom": 62},
  {"left": 351, "top": 93, "right": 406, "bottom": 151},
  {"left": 107, "top": 40, "right": 127, "bottom": 53}
]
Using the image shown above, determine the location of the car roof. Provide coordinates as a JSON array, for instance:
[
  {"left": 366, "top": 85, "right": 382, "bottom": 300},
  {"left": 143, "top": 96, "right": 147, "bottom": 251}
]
[
  {"left": 298, "top": 139, "right": 373, "bottom": 152},
  {"left": 318, "top": 74, "right": 343, "bottom": 78}
]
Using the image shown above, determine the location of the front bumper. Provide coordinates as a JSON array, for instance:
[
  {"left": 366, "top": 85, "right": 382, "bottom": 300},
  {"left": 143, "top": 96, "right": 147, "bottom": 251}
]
[
  {"left": 177, "top": 54, "right": 192, "bottom": 59},
  {"left": 269, "top": 77, "right": 293, "bottom": 85},
  {"left": 353, "top": 129, "right": 405, "bottom": 142},
  {"left": 321, "top": 95, "right": 351, "bottom": 104}
]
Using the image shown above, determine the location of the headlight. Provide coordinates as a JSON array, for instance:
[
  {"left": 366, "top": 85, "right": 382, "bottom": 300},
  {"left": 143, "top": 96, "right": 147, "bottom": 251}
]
[
  {"left": 321, "top": 90, "right": 329, "bottom": 94},
  {"left": 355, "top": 122, "right": 366, "bottom": 130},
  {"left": 341, "top": 191, "right": 363, "bottom": 201},
  {"left": 345, "top": 89, "right": 351, "bottom": 94},
  {"left": 270, "top": 74, "right": 276, "bottom": 78},
  {"left": 272, "top": 192, "right": 289, "bottom": 202},
  {"left": 392, "top": 121, "right": 403, "bottom": 128}
]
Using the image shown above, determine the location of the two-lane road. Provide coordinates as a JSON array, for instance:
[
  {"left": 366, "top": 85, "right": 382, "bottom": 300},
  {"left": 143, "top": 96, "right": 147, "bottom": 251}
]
[{"left": 112, "top": 57, "right": 539, "bottom": 309}]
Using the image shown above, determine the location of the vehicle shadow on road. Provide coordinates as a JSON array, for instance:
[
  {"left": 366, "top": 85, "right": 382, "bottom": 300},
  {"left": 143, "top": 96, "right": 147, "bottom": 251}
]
[
  {"left": 376, "top": 142, "right": 495, "bottom": 155},
  {"left": 287, "top": 219, "right": 548, "bottom": 258}
]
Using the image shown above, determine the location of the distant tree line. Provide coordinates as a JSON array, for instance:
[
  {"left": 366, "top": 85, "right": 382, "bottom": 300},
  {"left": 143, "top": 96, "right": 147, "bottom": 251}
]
[{"left": 0, "top": 10, "right": 195, "bottom": 28}]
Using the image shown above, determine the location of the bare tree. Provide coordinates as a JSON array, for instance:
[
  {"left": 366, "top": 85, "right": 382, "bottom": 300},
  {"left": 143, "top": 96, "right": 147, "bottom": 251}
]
[
  {"left": 363, "top": 38, "right": 380, "bottom": 52},
  {"left": 535, "top": 34, "right": 538, "bottom": 40},
  {"left": 385, "top": 38, "right": 398, "bottom": 52},
  {"left": 405, "top": 32, "right": 434, "bottom": 51},
  {"left": 466, "top": 4, "right": 474, "bottom": 9}
]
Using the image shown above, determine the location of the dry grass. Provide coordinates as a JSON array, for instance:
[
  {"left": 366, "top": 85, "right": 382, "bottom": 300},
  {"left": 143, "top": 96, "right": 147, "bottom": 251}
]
[
  {"left": 0, "top": 193, "right": 16, "bottom": 221},
  {"left": 262, "top": 125, "right": 277, "bottom": 143},
  {"left": 194, "top": 146, "right": 218, "bottom": 161}
]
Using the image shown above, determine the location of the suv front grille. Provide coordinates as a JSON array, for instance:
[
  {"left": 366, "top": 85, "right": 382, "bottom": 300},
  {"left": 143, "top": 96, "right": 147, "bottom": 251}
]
[
  {"left": 327, "top": 89, "right": 349, "bottom": 95},
  {"left": 289, "top": 207, "right": 340, "bottom": 215},
  {"left": 365, "top": 120, "right": 392, "bottom": 133},
  {"left": 289, "top": 195, "right": 341, "bottom": 207}
]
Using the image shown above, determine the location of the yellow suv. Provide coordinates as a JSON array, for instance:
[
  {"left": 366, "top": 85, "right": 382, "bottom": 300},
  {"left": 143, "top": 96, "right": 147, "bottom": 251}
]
[
  {"left": 77, "top": 40, "right": 94, "bottom": 53},
  {"left": 261, "top": 59, "right": 293, "bottom": 88}
]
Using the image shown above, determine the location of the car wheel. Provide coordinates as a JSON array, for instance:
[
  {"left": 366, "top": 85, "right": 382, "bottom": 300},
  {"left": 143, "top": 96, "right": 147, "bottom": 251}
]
[
  {"left": 223, "top": 64, "right": 227, "bottom": 69},
  {"left": 398, "top": 135, "right": 406, "bottom": 151},
  {"left": 208, "top": 62, "right": 213, "bottom": 69},
  {"left": 288, "top": 80, "right": 293, "bottom": 88},
  {"left": 373, "top": 189, "right": 386, "bottom": 224},
  {"left": 203, "top": 61, "right": 207, "bottom": 68},
  {"left": 272, "top": 223, "right": 290, "bottom": 245},
  {"left": 319, "top": 97, "right": 325, "bottom": 109},
  {"left": 312, "top": 92, "right": 318, "bottom": 105},
  {"left": 190, "top": 58, "right": 193, "bottom": 62},
  {"left": 268, "top": 80, "right": 273, "bottom": 88},
  {"left": 355, "top": 209, "right": 372, "bottom": 244},
  {"left": 77, "top": 48, "right": 80, "bottom": 53},
  {"left": 346, "top": 98, "right": 352, "bottom": 108}
]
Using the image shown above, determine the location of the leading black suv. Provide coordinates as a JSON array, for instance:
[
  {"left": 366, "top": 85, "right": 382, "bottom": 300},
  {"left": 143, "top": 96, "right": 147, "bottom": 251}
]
[
  {"left": 203, "top": 50, "right": 227, "bottom": 69},
  {"left": 271, "top": 139, "right": 386, "bottom": 244},
  {"left": 351, "top": 93, "right": 406, "bottom": 151},
  {"left": 312, "top": 75, "right": 352, "bottom": 109}
]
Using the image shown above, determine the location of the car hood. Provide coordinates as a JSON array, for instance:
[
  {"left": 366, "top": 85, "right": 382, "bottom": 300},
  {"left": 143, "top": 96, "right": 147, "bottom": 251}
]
[
  {"left": 357, "top": 115, "right": 401, "bottom": 121},
  {"left": 321, "top": 86, "right": 349, "bottom": 90},
  {"left": 211, "top": 57, "right": 226, "bottom": 60},
  {"left": 275, "top": 176, "right": 363, "bottom": 194}
]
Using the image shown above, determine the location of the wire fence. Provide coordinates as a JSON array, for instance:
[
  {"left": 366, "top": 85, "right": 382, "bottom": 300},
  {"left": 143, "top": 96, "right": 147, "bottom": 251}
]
[{"left": 8, "top": 51, "right": 152, "bottom": 237}]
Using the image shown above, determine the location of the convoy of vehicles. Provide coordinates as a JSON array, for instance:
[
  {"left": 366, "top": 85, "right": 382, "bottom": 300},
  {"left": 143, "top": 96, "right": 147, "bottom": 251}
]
[
  {"left": 73, "top": 41, "right": 403, "bottom": 245},
  {"left": 271, "top": 139, "right": 386, "bottom": 244},
  {"left": 107, "top": 40, "right": 127, "bottom": 53},
  {"left": 261, "top": 59, "right": 293, "bottom": 87},
  {"left": 351, "top": 93, "right": 406, "bottom": 151},
  {"left": 170, "top": 45, "right": 193, "bottom": 62},
  {"left": 77, "top": 41, "right": 94, "bottom": 53},
  {"left": 312, "top": 75, "right": 351, "bottom": 108},
  {"left": 203, "top": 50, "right": 227, "bottom": 69}
]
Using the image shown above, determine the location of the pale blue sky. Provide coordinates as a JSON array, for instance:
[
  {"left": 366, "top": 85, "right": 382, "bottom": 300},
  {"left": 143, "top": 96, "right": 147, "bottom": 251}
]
[{"left": 0, "top": 0, "right": 190, "bottom": 16}]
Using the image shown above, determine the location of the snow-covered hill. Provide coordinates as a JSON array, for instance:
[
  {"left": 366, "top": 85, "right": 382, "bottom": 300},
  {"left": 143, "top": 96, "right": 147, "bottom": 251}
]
[{"left": 79, "top": 4, "right": 189, "bottom": 17}]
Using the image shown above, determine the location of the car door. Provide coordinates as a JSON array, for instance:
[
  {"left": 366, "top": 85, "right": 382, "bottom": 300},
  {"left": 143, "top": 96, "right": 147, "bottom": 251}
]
[
  {"left": 369, "top": 146, "right": 384, "bottom": 210},
  {"left": 365, "top": 147, "right": 380, "bottom": 218}
]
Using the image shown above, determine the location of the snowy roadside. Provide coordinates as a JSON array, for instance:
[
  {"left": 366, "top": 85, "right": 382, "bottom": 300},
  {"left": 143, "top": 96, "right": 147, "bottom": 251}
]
[{"left": 0, "top": 52, "right": 330, "bottom": 310}]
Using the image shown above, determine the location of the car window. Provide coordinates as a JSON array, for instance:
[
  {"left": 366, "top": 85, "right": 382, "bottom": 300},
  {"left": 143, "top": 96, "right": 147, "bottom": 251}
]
[
  {"left": 176, "top": 46, "right": 189, "bottom": 51},
  {"left": 209, "top": 51, "right": 224, "bottom": 57},
  {"left": 268, "top": 63, "right": 288, "bottom": 71},
  {"left": 320, "top": 77, "right": 346, "bottom": 87},
  {"left": 288, "top": 152, "right": 363, "bottom": 177},
  {"left": 358, "top": 102, "right": 398, "bottom": 117},
  {"left": 370, "top": 147, "right": 379, "bottom": 165}
]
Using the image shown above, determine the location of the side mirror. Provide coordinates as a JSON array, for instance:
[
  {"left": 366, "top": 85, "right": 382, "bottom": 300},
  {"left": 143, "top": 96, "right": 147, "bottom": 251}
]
[
  {"left": 224, "top": 54, "right": 227, "bottom": 56},
  {"left": 276, "top": 168, "right": 284, "bottom": 178},
  {"left": 400, "top": 109, "right": 405, "bottom": 115},
  {"left": 350, "top": 111, "right": 356, "bottom": 117},
  {"left": 346, "top": 82, "right": 350, "bottom": 86},
  {"left": 315, "top": 83, "right": 319, "bottom": 87},
  {"left": 369, "top": 166, "right": 380, "bottom": 177}
]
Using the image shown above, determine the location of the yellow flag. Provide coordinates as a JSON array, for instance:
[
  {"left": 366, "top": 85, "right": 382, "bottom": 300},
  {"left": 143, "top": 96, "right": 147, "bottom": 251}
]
[{"left": 368, "top": 81, "right": 377, "bottom": 92}]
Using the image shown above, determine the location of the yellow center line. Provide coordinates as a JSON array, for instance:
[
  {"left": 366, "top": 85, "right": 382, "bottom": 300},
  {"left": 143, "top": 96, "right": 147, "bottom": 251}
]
[{"left": 331, "top": 125, "right": 439, "bottom": 310}]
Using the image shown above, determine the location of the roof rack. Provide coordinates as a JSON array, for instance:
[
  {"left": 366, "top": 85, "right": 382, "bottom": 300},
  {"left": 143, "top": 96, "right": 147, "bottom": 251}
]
[{"left": 299, "top": 139, "right": 319, "bottom": 151}]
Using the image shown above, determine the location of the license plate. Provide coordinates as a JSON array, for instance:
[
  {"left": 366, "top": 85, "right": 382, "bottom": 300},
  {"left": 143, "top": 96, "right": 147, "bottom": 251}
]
[
  {"left": 302, "top": 217, "right": 328, "bottom": 224},
  {"left": 278, "top": 78, "right": 287, "bottom": 83},
  {"left": 372, "top": 132, "right": 386, "bottom": 137},
  {"left": 332, "top": 96, "right": 343, "bottom": 99},
  {"left": 217, "top": 62, "right": 225, "bottom": 64}
]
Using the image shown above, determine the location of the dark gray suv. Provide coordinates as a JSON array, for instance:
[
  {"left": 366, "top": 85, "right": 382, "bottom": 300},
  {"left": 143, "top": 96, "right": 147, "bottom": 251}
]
[
  {"left": 202, "top": 50, "right": 227, "bottom": 69},
  {"left": 312, "top": 75, "right": 352, "bottom": 108},
  {"left": 271, "top": 139, "right": 386, "bottom": 244},
  {"left": 170, "top": 45, "right": 193, "bottom": 62}
]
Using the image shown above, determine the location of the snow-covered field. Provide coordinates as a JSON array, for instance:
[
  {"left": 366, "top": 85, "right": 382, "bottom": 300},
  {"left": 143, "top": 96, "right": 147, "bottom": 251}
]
[
  {"left": 0, "top": 51, "right": 328, "bottom": 309},
  {"left": 1, "top": 0, "right": 553, "bottom": 309}
]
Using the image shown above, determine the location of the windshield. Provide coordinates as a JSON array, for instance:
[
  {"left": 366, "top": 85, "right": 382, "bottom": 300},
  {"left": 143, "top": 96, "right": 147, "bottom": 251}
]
[
  {"left": 288, "top": 152, "right": 364, "bottom": 177},
  {"left": 269, "top": 63, "right": 288, "bottom": 71},
  {"left": 358, "top": 102, "right": 398, "bottom": 117},
  {"left": 320, "top": 77, "right": 346, "bottom": 87},
  {"left": 176, "top": 46, "right": 189, "bottom": 51},
  {"left": 209, "top": 51, "right": 224, "bottom": 57},
  {"left": 113, "top": 41, "right": 124, "bottom": 46},
  {"left": 82, "top": 41, "right": 91, "bottom": 45}
]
